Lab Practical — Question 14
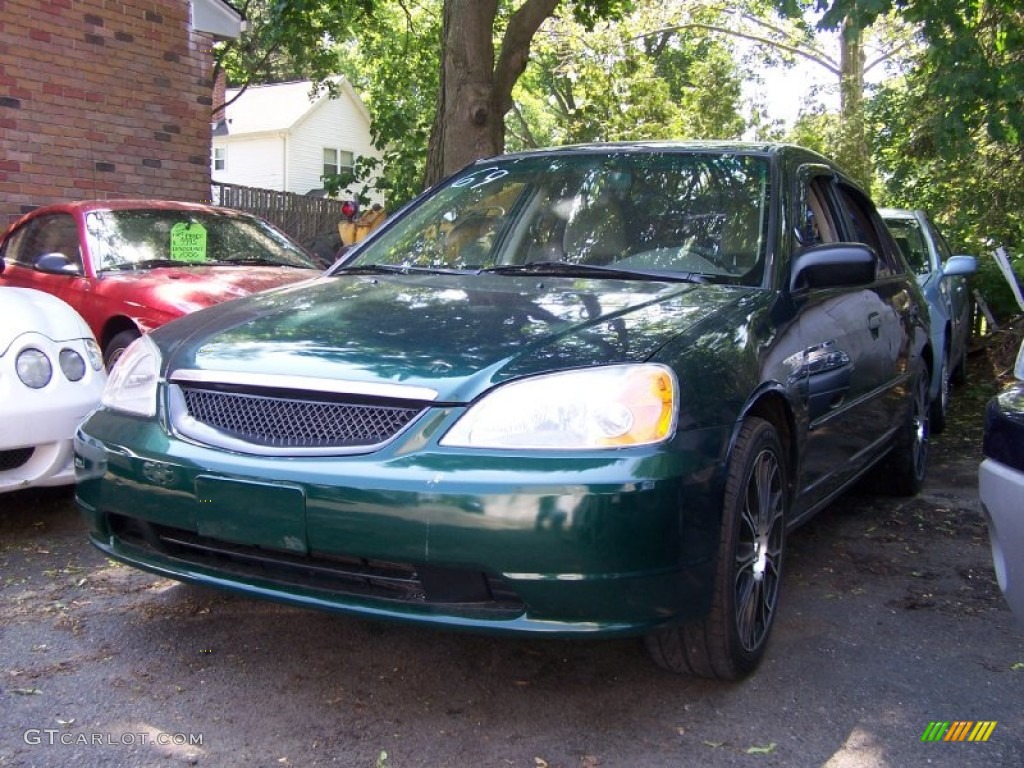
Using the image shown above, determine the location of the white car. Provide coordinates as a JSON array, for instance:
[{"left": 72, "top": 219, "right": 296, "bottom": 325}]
[
  {"left": 980, "top": 339, "right": 1024, "bottom": 624},
  {"left": 0, "top": 281, "right": 107, "bottom": 493}
]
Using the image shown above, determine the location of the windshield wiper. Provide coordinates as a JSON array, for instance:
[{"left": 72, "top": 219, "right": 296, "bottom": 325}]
[
  {"left": 216, "top": 256, "right": 288, "bottom": 266},
  {"left": 102, "top": 259, "right": 182, "bottom": 271},
  {"left": 333, "top": 263, "right": 477, "bottom": 276},
  {"left": 482, "top": 261, "right": 707, "bottom": 283}
]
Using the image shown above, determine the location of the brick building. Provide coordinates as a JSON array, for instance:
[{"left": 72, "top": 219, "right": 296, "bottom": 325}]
[{"left": 0, "top": 0, "right": 242, "bottom": 231}]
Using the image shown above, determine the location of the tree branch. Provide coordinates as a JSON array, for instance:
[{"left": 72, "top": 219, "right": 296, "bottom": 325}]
[
  {"left": 493, "top": 0, "right": 559, "bottom": 116},
  {"left": 640, "top": 22, "right": 842, "bottom": 76},
  {"left": 865, "top": 40, "right": 916, "bottom": 73},
  {"left": 509, "top": 101, "right": 541, "bottom": 148}
]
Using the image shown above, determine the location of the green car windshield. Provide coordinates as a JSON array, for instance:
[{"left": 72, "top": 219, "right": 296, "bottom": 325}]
[
  {"left": 344, "top": 151, "right": 770, "bottom": 285},
  {"left": 85, "top": 209, "right": 321, "bottom": 271}
]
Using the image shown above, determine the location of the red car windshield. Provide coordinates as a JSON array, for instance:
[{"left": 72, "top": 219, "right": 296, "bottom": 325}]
[{"left": 85, "top": 209, "right": 320, "bottom": 271}]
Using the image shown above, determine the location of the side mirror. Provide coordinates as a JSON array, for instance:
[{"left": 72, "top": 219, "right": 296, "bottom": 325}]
[
  {"left": 35, "top": 252, "right": 82, "bottom": 276},
  {"left": 941, "top": 254, "right": 977, "bottom": 278},
  {"left": 790, "top": 243, "right": 878, "bottom": 292}
]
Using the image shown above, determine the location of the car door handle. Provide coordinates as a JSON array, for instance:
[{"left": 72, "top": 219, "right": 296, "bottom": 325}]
[{"left": 868, "top": 312, "right": 881, "bottom": 339}]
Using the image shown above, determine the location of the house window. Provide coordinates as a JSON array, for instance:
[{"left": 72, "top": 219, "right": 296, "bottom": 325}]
[
  {"left": 323, "top": 148, "right": 355, "bottom": 179},
  {"left": 213, "top": 146, "right": 226, "bottom": 172}
]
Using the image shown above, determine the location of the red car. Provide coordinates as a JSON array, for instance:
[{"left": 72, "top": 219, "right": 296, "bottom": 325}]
[{"left": 0, "top": 200, "right": 324, "bottom": 366}]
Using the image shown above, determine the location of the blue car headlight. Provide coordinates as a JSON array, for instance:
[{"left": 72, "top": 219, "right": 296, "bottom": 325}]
[
  {"left": 441, "top": 364, "right": 678, "bottom": 450},
  {"left": 101, "top": 334, "right": 161, "bottom": 417}
]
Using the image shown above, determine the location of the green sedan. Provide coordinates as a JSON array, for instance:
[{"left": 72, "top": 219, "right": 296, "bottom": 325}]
[{"left": 75, "top": 142, "right": 932, "bottom": 680}]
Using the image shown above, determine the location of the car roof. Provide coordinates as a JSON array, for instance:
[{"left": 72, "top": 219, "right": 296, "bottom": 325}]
[
  {"left": 484, "top": 140, "right": 832, "bottom": 165},
  {"left": 878, "top": 207, "right": 926, "bottom": 220},
  {"left": 8, "top": 199, "right": 252, "bottom": 224}
]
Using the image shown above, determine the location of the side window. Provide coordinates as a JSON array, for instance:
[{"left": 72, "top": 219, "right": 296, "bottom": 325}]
[
  {"left": 884, "top": 217, "right": 930, "bottom": 276},
  {"left": 5, "top": 214, "right": 81, "bottom": 269},
  {"left": 836, "top": 184, "right": 902, "bottom": 277},
  {"left": 925, "top": 217, "right": 953, "bottom": 262},
  {"left": 323, "top": 148, "right": 355, "bottom": 179},
  {"left": 796, "top": 174, "right": 840, "bottom": 248}
]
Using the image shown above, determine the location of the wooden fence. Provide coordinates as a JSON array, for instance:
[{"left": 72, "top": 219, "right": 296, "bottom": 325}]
[{"left": 211, "top": 182, "right": 345, "bottom": 249}]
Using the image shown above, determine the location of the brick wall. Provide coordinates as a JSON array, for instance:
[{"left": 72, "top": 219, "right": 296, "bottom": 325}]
[{"left": 0, "top": 0, "right": 216, "bottom": 231}]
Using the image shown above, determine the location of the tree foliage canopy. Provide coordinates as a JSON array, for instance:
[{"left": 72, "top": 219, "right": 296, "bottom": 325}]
[
  {"left": 510, "top": 2, "right": 747, "bottom": 150},
  {"left": 814, "top": 0, "right": 1024, "bottom": 151},
  {"left": 216, "top": 0, "right": 1024, "bottom": 311},
  {"left": 215, "top": 1, "right": 373, "bottom": 97}
]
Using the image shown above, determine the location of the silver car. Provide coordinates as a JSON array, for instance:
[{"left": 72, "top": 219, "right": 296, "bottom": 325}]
[
  {"left": 880, "top": 208, "right": 977, "bottom": 432},
  {"left": 979, "top": 339, "right": 1024, "bottom": 625},
  {"left": 880, "top": 208, "right": 974, "bottom": 434}
]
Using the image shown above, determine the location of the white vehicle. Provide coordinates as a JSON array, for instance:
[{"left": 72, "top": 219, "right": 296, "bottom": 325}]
[
  {"left": 0, "top": 275, "right": 106, "bottom": 493},
  {"left": 979, "top": 339, "right": 1024, "bottom": 624}
]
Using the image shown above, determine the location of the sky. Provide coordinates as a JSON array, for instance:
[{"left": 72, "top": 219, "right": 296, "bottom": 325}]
[{"left": 737, "top": 29, "right": 844, "bottom": 131}]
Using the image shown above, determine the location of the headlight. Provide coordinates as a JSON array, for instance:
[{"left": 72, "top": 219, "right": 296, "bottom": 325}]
[
  {"left": 85, "top": 339, "right": 104, "bottom": 371},
  {"left": 441, "top": 364, "right": 677, "bottom": 449},
  {"left": 59, "top": 348, "right": 87, "bottom": 382},
  {"left": 16, "top": 348, "right": 53, "bottom": 389},
  {"left": 101, "top": 334, "right": 161, "bottom": 417}
]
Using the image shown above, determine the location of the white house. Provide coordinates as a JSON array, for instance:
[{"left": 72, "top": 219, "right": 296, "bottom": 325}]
[{"left": 211, "top": 78, "right": 382, "bottom": 204}]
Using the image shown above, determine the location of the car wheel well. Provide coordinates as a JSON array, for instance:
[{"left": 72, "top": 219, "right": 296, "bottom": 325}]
[
  {"left": 101, "top": 318, "right": 140, "bottom": 351},
  {"left": 744, "top": 393, "right": 796, "bottom": 493},
  {"left": 922, "top": 342, "right": 935, "bottom": 382}
]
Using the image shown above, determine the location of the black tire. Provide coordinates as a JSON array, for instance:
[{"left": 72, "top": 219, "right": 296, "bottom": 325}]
[
  {"left": 645, "top": 418, "right": 786, "bottom": 680},
  {"left": 929, "top": 350, "right": 950, "bottom": 435},
  {"left": 952, "top": 340, "right": 969, "bottom": 386},
  {"left": 881, "top": 362, "right": 930, "bottom": 496},
  {"left": 103, "top": 328, "right": 141, "bottom": 370}
]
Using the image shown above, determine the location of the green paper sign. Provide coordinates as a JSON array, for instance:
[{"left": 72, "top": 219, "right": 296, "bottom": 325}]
[{"left": 170, "top": 222, "right": 208, "bottom": 263}]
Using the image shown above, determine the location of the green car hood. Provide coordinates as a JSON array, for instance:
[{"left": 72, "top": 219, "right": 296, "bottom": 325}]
[{"left": 159, "top": 273, "right": 748, "bottom": 402}]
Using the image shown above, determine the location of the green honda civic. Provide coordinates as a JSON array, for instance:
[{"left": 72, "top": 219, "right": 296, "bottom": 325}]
[{"left": 75, "top": 142, "right": 932, "bottom": 680}]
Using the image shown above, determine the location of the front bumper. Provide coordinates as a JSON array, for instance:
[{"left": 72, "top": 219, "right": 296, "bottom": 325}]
[
  {"left": 0, "top": 386, "right": 101, "bottom": 493},
  {"left": 979, "top": 458, "right": 1024, "bottom": 624},
  {"left": 0, "top": 439, "right": 77, "bottom": 492},
  {"left": 74, "top": 411, "right": 728, "bottom": 636}
]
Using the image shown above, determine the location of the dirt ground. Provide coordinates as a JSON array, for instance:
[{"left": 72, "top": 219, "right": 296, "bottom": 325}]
[{"left": 2, "top": 336, "right": 1023, "bottom": 768}]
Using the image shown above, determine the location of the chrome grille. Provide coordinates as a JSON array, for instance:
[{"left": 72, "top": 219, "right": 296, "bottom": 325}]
[{"left": 180, "top": 387, "right": 424, "bottom": 449}]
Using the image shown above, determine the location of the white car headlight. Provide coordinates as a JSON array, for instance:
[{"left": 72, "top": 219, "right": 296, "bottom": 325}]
[
  {"left": 101, "top": 334, "right": 161, "bottom": 417},
  {"left": 16, "top": 348, "right": 53, "bottom": 388},
  {"left": 59, "top": 348, "right": 87, "bottom": 382},
  {"left": 85, "top": 339, "right": 104, "bottom": 371},
  {"left": 441, "top": 364, "right": 677, "bottom": 449}
]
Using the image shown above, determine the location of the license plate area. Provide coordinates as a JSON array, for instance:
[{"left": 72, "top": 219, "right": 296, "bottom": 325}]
[{"left": 195, "top": 476, "right": 306, "bottom": 554}]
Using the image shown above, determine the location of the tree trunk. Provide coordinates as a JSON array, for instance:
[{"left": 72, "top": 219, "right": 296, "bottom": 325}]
[
  {"left": 424, "top": 0, "right": 559, "bottom": 188},
  {"left": 424, "top": 0, "right": 501, "bottom": 187},
  {"left": 837, "top": 16, "right": 871, "bottom": 187}
]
